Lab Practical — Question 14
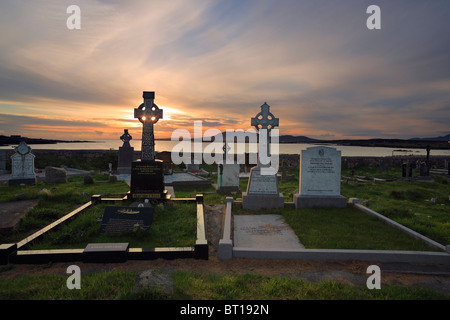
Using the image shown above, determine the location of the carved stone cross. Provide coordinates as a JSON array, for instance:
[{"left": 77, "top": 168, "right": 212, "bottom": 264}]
[
  {"left": 251, "top": 102, "right": 279, "bottom": 132},
  {"left": 120, "top": 129, "right": 132, "bottom": 148},
  {"left": 134, "top": 91, "right": 163, "bottom": 161},
  {"left": 251, "top": 102, "right": 279, "bottom": 166}
]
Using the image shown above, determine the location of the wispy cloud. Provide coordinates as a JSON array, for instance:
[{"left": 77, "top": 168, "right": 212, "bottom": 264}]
[{"left": 0, "top": 0, "right": 449, "bottom": 139}]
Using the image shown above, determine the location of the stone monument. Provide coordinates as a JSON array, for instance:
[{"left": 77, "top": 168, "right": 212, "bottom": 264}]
[
  {"left": 242, "top": 102, "right": 284, "bottom": 210},
  {"left": 8, "top": 141, "right": 37, "bottom": 186},
  {"left": 117, "top": 129, "right": 134, "bottom": 174},
  {"left": 293, "top": 146, "right": 346, "bottom": 208},
  {"left": 217, "top": 142, "right": 240, "bottom": 193},
  {"left": 129, "top": 91, "right": 169, "bottom": 201}
]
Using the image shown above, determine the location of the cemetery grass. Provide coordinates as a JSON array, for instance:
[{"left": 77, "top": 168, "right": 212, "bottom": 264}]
[
  {"left": 213, "top": 166, "right": 448, "bottom": 251},
  {"left": 340, "top": 166, "right": 450, "bottom": 246},
  {"left": 0, "top": 269, "right": 447, "bottom": 300},
  {"left": 0, "top": 174, "right": 131, "bottom": 244},
  {"left": 1, "top": 174, "right": 190, "bottom": 248},
  {"left": 28, "top": 200, "right": 196, "bottom": 249}
]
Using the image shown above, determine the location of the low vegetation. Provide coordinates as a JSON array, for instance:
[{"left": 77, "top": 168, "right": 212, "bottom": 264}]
[
  {"left": 0, "top": 269, "right": 447, "bottom": 300},
  {"left": 0, "top": 162, "right": 449, "bottom": 300}
]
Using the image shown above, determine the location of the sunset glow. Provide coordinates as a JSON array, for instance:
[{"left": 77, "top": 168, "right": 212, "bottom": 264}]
[{"left": 0, "top": 1, "right": 449, "bottom": 141}]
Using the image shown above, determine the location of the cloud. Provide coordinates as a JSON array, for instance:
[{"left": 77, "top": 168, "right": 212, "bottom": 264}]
[{"left": 0, "top": 0, "right": 449, "bottom": 139}]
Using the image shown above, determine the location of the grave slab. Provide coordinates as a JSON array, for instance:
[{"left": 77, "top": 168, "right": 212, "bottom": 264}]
[
  {"left": 83, "top": 243, "right": 129, "bottom": 263},
  {"left": 234, "top": 214, "right": 304, "bottom": 249}
]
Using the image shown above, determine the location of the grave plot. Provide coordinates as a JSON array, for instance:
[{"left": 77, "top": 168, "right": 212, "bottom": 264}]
[{"left": 0, "top": 194, "right": 207, "bottom": 264}]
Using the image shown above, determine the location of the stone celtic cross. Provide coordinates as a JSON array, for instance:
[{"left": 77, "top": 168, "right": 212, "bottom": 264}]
[
  {"left": 251, "top": 102, "right": 279, "bottom": 132},
  {"left": 251, "top": 102, "right": 279, "bottom": 166},
  {"left": 134, "top": 91, "right": 163, "bottom": 161},
  {"left": 120, "top": 129, "right": 132, "bottom": 148},
  {"left": 222, "top": 142, "right": 231, "bottom": 163}
]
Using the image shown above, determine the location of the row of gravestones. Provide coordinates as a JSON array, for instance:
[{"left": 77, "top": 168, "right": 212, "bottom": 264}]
[{"left": 123, "top": 94, "right": 347, "bottom": 211}]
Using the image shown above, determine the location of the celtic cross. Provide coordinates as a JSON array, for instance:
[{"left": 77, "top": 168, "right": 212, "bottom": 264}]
[
  {"left": 134, "top": 91, "right": 163, "bottom": 161},
  {"left": 120, "top": 129, "right": 132, "bottom": 148},
  {"left": 251, "top": 102, "right": 279, "bottom": 166},
  {"left": 222, "top": 142, "right": 231, "bottom": 164}
]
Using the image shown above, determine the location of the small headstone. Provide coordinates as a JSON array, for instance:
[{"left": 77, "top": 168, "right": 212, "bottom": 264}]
[
  {"left": 8, "top": 141, "right": 36, "bottom": 186},
  {"left": 117, "top": 129, "right": 135, "bottom": 174},
  {"left": 217, "top": 143, "right": 240, "bottom": 193},
  {"left": 419, "top": 162, "right": 429, "bottom": 177},
  {"left": 402, "top": 162, "right": 412, "bottom": 178},
  {"left": 45, "top": 166, "right": 67, "bottom": 184},
  {"left": 99, "top": 206, "right": 154, "bottom": 234},
  {"left": 187, "top": 163, "right": 199, "bottom": 172},
  {"left": 293, "top": 146, "right": 346, "bottom": 208},
  {"left": 83, "top": 175, "right": 94, "bottom": 184}
]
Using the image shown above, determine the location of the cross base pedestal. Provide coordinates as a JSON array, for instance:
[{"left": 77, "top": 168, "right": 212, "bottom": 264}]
[
  {"left": 129, "top": 160, "right": 170, "bottom": 202},
  {"left": 242, "top": 192, "right": 284, "bottom": 210}
]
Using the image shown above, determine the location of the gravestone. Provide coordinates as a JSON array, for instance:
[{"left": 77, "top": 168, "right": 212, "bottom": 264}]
[
  {"left": 129, "top": 91, "right": 169, "bottom": 201},
  {"left": 8, "top": 141, "right": 36, "bottom": 186},
  {"left": 187, "top": 163, "right": 199, "bottom": 173},
  {"left": 242, "top": 102, "right": 284, "bottom": 210},
  {"left": 402, "top": 162, "right": 412, "bottom": 178},
  {"left": 117, "top": 129, "right": 134, "bottom": 174},
  {"left": 217, "top": 142, "right": 240, "bottom": 193},
  {"left": 99, "top": 206, "right": 153, "bottom": 234},
  {"left": 45, "top": 166, "right": 67, "bottom": 184},
  {"left": 419, "top": 162, "right": 429, "bottom": 176},
  {"left": 293, "top": 146, "right": 346, "bottom": 208}
]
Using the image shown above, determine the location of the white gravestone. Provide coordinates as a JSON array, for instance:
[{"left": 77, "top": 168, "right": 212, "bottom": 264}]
[
  {"left": 217, "top": 143, "right": 240, "bottom": 193},
  {"left": 242, "top": 102, "right": 284, "bottom": 210},
  {"left": 294, "top": 146, "right": 346, "bottom": 208},
  {"left": 217, "top": 163, "right": 240, "bottom": 193},
  {"left": 9, "top": 141, "right": 37, "bottom": 186}
]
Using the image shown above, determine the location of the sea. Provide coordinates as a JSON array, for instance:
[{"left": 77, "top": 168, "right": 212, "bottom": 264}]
[{"left": 1, "top": 139, "right": 450, "bottom": 157}]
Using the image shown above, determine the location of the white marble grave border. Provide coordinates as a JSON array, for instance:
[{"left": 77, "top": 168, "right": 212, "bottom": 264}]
[{"left": 219, "top": 198, "right": 450, "bottom": 264}]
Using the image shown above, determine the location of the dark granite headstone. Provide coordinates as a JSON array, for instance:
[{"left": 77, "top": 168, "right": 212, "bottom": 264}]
[
  {"left": 419, "top": 161, "right": 429, "bottom": 177},
  {"left": 130, "top": 160, "right": 167, "bottom": 199},
  {"left": 402, "top": 163, "right": 412, "bottom": 178},
  {"left": 117, "top": 129, "right": 134, "bottom": 174},
  {"left": 99, "top": 206, "right": 153, "bottom": 234}
]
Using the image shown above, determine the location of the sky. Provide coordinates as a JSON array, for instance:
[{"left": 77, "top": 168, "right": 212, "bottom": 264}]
[{"left": 0, "top": 0, "right": 449, "bottom": 141}]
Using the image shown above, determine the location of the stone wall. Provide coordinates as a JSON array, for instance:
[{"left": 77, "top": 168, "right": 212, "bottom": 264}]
[{"left": 1, "top": 149, "right": 449, "bottom": 171}]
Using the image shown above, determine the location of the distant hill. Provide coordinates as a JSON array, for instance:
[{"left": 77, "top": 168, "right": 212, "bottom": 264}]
[
  {"left": 203, "top": 132, "right": 450, "bottom": 149},
  {"left": 278, "top": 135, "right": 320, "bottom": 143},
  {"left": 409, "top": 134, "right": 450, "bottom": 142},
  {"left": 0, "top": 135, "right": 88, "bottom": 146}
]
